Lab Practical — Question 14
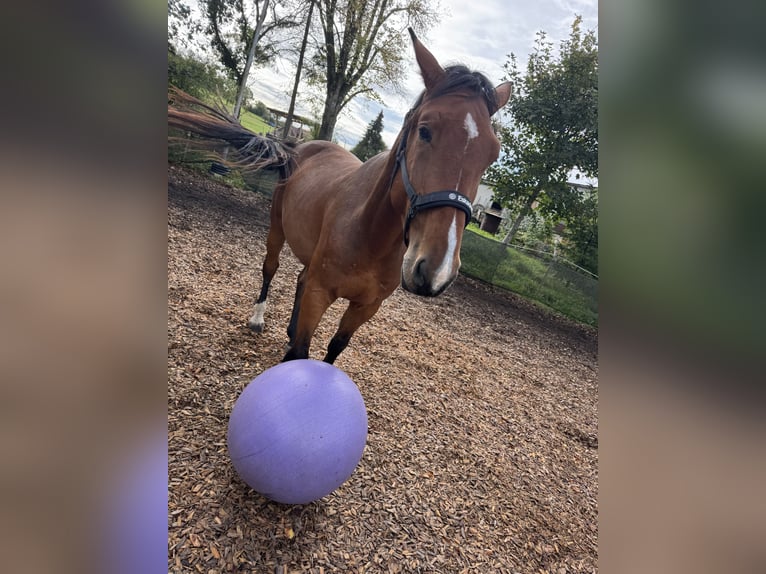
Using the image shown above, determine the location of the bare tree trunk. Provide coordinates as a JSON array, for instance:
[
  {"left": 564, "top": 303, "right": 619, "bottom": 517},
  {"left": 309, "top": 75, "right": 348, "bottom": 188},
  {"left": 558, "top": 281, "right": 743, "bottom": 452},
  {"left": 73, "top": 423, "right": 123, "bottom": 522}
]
[
  {"left": 283, "top": 0, "right": 314, "bottom": 139},
  {"left": 317, "top": 86, "right": 343, "bottom": 141},
  {"left": 233, "top": 0, "right": 270, "bottom": 119},
  {"left": 502, "top": 187, "right": 542, "bottom": 244}
]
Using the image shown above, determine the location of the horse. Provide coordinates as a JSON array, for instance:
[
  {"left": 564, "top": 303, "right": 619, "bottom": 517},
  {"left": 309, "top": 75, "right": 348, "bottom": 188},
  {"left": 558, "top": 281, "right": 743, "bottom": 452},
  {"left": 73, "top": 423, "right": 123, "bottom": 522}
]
[{"left": 168, "top": 29, "right": 511, "bottom": 364}]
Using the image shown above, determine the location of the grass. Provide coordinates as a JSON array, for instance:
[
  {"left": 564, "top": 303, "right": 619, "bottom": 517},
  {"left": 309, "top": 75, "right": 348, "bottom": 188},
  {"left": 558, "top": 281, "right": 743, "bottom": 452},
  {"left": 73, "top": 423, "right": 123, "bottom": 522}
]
[
  {"left": 180, "top": 89, "right": 274, "bottom": 134},
  {"left": 466, "top": 222, "right": 501, "bottom": 241},
  {"left": 460, "top": 228, "right": 598, "bottom": 326},
  {"left": 239, "top": 109, "right": 272, "bottom": 134}
]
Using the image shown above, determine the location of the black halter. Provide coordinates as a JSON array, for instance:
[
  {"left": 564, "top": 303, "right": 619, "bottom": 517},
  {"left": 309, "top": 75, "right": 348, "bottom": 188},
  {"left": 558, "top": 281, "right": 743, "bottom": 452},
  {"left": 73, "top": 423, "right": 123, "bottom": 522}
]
[{"left": 390, "top": 119, "right": 473, "bottom": 247}]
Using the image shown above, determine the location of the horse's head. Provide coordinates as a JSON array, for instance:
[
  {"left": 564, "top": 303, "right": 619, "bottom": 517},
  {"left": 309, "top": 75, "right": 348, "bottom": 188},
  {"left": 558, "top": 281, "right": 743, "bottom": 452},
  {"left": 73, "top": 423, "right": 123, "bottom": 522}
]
[{"left": 398, "top": 30, "right": 512, "bottom": 297}]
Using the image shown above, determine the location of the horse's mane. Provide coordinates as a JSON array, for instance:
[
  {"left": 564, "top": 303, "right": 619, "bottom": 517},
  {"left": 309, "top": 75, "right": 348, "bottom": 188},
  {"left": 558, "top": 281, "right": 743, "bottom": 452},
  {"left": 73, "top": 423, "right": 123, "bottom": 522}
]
[{"left": 413, "top": 65, "right": 499, "bottom": 115}]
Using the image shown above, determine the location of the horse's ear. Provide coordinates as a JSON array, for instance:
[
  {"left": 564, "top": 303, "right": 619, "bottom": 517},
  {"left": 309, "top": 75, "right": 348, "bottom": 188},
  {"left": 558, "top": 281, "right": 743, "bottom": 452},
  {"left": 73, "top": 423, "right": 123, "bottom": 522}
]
[
  {"left": 408, "top": 28, "right": 445, "bottom": 91},
  {"left": 494, "top": 82, "right": 512, "bottom": 112}
]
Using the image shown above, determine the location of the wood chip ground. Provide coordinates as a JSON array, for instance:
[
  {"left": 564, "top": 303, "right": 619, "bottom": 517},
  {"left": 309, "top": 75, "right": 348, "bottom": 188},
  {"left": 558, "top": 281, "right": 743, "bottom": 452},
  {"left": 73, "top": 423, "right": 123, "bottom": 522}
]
[{"left": 168, "top": 165, "right": 598, "bottom": 573}]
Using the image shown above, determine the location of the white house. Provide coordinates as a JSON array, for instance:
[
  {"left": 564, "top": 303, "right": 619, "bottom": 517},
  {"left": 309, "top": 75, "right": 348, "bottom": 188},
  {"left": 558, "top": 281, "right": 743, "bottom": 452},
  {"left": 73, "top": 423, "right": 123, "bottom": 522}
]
[
  {"left": 473, "top": 182, "right": 507, "bottom": 233},
  {"left": 472, "top": 181, "right": 596, "bottom": 235},
  {"left": 473, "top": 183, "right": 495, "bottom": 212}
]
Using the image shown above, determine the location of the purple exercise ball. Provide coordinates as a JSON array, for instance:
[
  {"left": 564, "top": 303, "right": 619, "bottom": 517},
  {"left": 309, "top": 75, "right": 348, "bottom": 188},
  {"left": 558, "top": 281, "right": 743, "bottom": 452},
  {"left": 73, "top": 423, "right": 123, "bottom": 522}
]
[{"left": 227, "top": 359, "right": 368, "bottom": 504}]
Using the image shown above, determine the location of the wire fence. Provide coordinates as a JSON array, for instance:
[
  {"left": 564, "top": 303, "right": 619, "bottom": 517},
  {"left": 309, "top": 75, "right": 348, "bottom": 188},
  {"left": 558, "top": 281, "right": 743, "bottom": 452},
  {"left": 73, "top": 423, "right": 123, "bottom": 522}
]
[
  {"left": 459, "top": 230, "right": 598, "bottom": 325},
  {"left": 509, "top": 243, "right": 598, "bottom": 280}
]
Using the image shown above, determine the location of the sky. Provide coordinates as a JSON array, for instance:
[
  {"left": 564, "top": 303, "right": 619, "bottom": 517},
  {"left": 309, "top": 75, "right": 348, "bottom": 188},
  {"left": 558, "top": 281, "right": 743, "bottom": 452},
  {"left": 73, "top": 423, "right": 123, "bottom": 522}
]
[{"left": 242, "top": 0, "right": 598, "bottom": 150}]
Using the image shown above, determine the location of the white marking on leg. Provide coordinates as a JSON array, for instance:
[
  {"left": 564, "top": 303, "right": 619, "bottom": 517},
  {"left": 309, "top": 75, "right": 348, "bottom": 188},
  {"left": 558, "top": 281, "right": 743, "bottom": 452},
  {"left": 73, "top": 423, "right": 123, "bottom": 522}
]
[
  {"left": 248, "top": 301, "right": 267, "bottom": 329},
  {"left": 432, "top": 214, "right": 459, "bottom": 292}
]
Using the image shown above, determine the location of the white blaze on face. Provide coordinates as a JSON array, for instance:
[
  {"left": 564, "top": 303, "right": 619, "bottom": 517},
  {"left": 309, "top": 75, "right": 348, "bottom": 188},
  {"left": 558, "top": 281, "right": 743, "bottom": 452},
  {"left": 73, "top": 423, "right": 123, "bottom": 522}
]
[
  {"left": 432, "top": 214, "right": 459, "bottom": 292},
  {"left": 456, "top": 112, "right": 480, "bottom": 189},
  {"left": 464, "top": 112, "right": 479, "bottom": 139}
]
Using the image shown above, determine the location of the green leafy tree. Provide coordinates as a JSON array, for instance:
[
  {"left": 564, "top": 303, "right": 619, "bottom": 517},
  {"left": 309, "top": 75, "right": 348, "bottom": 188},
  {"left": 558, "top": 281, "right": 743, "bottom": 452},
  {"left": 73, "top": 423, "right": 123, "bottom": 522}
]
[
  {"left": 350, "top": 111, "right": 387, "bottom": 161},
  {"left": 560, "top": 185, "right": 598, "bottom": 273},
  {"left": 167, "top": 47, "right": 239, "bottom": 101},
  {"left": 309, "top": 0, "right": 437, "bottom": 140},
  {"left": 248, "top": 100, "right": 270, "bottom": 118},
  {"left": 487, "top": 16, "right": 598, "bottom": 245},
  {"left": 169, "top": 0, "right": 201, "bottom": 49}
]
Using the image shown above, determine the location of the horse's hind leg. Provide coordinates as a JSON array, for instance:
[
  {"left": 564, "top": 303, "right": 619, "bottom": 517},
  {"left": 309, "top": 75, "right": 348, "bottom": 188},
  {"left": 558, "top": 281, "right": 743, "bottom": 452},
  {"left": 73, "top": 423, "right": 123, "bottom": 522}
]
[
  {"left": 247, "top": 227, "right": 284, "bottom": 332},
  {"left": 323, "top": 300, "right": 383, "bottom": 364},
  {"left": 247, "top": 188, "right": 285, "bottom": 333}
]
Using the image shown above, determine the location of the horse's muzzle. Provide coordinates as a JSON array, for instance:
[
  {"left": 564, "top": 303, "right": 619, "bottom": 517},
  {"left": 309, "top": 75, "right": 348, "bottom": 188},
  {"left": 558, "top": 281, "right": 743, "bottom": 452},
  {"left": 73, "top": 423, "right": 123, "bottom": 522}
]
[{"left": 401, "top": 258, "right": 455, "bottom": 297}]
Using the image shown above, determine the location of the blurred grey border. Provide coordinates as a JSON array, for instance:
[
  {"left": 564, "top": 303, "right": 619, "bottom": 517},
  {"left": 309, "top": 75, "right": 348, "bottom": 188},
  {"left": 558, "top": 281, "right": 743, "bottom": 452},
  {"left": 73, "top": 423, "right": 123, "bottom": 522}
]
[
  {"left": 1, "top": 0, "right": 765, "bottom": 572},
  {"left": 602, "top": 0, "right": 765, "bottom": 373},
  {"left": 601, "top": 0, "right": 765, "bottom": 572},
  {"left": 0, "top": 2, "right": 167, "bottom": 574}
]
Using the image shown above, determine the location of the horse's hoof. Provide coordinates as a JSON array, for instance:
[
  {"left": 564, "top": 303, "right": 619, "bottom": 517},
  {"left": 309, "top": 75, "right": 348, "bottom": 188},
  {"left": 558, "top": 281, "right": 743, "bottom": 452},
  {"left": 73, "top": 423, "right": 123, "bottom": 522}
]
[
  {"left": 282, "top": 344, "right": 303, "bottom": 362},
  {"left": 247, "top": 321, "right": 264, "bottom": 333}
]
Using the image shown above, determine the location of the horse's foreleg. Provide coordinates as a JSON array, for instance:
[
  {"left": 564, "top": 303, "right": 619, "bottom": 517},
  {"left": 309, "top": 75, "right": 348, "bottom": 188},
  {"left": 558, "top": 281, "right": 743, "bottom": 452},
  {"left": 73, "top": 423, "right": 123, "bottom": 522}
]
[
  {"left": 282, "top": 285, "right": 333, "bottom": 362},
  {"left": 286, "top": 266, "right": 308, "bottom": 344},
  {"left": 323, "top": 301, "right": 383, "bottom": 364},
  {"left": 247, "top": 226, "right": 285, "bottom": 333}
]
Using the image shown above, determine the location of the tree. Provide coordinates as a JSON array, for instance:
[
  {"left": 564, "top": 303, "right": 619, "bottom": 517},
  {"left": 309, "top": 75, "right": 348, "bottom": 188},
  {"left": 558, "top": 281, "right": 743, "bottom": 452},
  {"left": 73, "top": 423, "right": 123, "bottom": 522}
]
[
  {"left": 283, "top": 0, "right": 315, "bottom": 139},
  {"left": 169, "top": 0, "right": 201, "bottom": 49},
  {"left": 168, "top": 47, "right": 239, "bottom": 101},
  {"left": 201, "top": 0, "right": 302, "bottom": 117},
  {"left": 487, "top": 16, "right": 598, "bottom": 244},
  {"left": 232, "top": 0, "right": 270, "bottom": 119},
  {"left": 560, "top": 185, "right": 598, "bottom": 274},
  {"left": 350, "top": 111, "right": 387, "bottom": 161},
  {"left": 310, "top": 0, "right": 436, "bottom": 140}
]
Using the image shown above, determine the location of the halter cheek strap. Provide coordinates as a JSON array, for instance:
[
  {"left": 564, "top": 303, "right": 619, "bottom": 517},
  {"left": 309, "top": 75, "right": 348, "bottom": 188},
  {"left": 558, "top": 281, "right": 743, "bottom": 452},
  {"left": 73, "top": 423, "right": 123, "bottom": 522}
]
[
  {"left": 397, "top": 147, "right": 473, "bottom": 246},
  {"left": 390, "top": 122, "right": 473, "bottom": 247}
]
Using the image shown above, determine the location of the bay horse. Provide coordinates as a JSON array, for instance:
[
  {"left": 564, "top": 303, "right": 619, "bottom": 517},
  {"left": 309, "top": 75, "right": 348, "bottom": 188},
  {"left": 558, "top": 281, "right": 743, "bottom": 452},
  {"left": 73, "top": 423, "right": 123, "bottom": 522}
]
[{"left": 169, "top": 29, "right": 511, "bottom": 364}]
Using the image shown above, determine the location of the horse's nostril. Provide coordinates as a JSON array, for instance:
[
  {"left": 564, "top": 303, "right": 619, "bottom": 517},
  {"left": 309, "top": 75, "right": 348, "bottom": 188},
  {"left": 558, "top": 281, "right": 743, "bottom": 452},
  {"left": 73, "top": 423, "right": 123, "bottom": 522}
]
[{"left": 414, "top": 258, "right": 427, "bottom": 286}]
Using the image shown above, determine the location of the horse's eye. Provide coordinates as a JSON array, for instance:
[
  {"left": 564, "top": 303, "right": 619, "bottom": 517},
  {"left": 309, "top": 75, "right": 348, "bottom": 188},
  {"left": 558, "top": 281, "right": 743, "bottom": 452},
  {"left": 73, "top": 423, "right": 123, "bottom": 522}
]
[{"left": 418, "top": 126, "right": 432, "bottom": 142}]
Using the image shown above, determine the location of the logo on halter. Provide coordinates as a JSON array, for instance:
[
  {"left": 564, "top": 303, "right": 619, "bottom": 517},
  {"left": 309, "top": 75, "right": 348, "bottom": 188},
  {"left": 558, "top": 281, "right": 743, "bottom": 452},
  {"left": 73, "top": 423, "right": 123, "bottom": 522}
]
[{"left": 449, "top": 193, "right": 472, "bottom": 208}]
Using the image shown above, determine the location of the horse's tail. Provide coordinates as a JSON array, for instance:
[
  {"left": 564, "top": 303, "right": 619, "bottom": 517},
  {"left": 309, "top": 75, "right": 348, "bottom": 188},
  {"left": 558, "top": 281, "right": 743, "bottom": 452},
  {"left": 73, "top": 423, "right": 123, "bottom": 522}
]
[{"left": 168, "top": 87, "right": 297, "bottom": 177}]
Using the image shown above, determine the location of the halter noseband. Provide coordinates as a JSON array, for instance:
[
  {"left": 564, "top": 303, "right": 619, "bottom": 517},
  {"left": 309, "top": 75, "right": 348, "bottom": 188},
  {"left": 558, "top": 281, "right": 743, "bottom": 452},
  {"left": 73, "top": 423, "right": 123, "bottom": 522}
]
[{"left": 390, "top": 116, "right": 473, "bottom": 247}]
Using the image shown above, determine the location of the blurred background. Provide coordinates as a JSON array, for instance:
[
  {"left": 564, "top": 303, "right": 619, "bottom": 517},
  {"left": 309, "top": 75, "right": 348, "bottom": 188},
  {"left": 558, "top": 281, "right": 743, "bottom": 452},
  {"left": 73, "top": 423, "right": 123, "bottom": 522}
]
[
  {"left": 600, "top": 0, "right": 766, "bottom": 572},
  {"left": 0, "top": 0, "right": 764, "bottom": 572}
]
